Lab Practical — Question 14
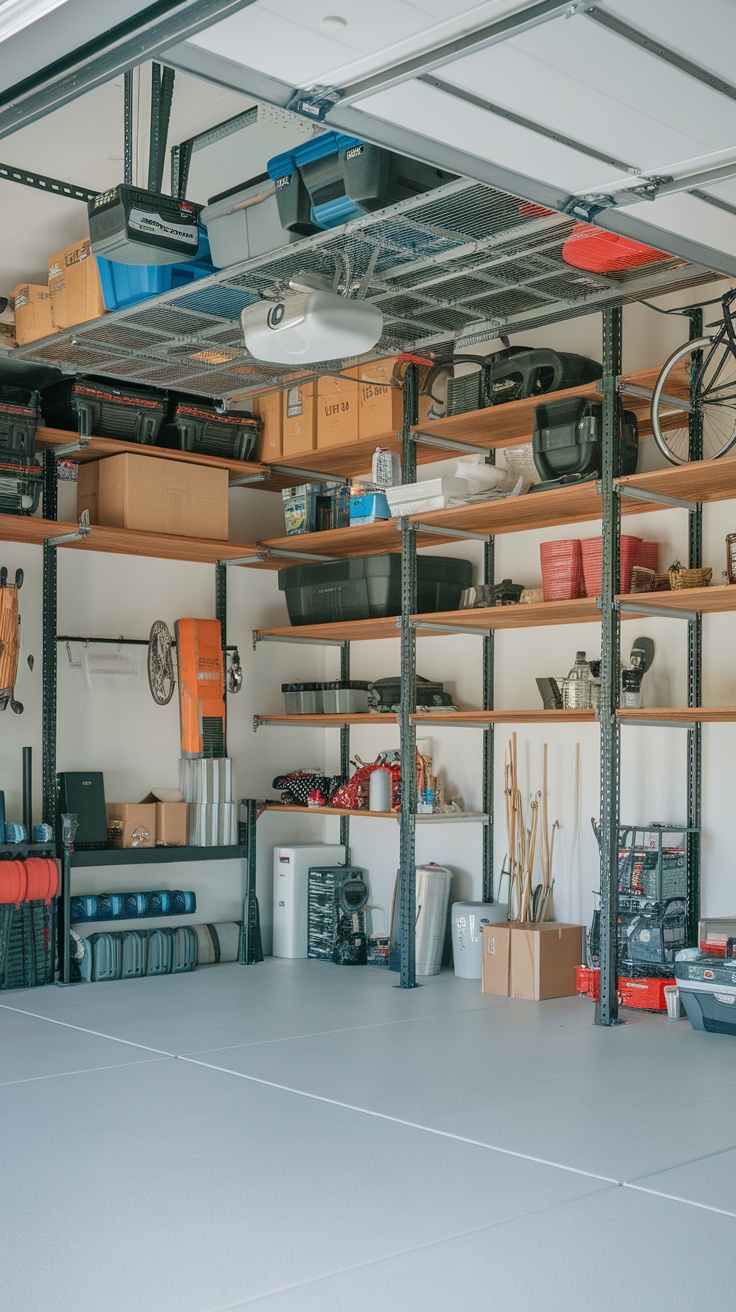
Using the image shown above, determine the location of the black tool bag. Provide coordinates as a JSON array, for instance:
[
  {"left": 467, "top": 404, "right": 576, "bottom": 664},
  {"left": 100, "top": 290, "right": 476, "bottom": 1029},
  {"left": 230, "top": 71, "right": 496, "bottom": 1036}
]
[
  {"left": 168, "top": 403, "right": 260, "bottom": 462},
  {"left": 0, "top": 386, "right": 38, "bottom": 463},
  {"left": 532, "top": 395, "right": 638, "bottom": 482},
  {"left": 486, "top": 347, "right": 602, "bottom": 406},
  {"left": 41, "top": 378, "right": 166, "bottom": 444}
]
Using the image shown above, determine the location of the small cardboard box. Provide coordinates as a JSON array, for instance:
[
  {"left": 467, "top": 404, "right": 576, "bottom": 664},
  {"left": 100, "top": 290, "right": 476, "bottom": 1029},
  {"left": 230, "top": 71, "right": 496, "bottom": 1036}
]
[
  {"left": 253, "top": 391, "right": 282, "bottom": 461},
  {"left": 282, "top": 381, "right": 317, "bottom": 456},
  {"left": 317, "top": 373, "right": 359, "bottom": 449},
  {"left": 78, "top": 453, "right": 228, "bottom": 541},
  {"left": 357, "top": 357, "right": 404, "bottom": 442},
  {"left": 482, "top": 922, "right": 584, "bottom": 1000},
  {"left": 141, "top": 795, "right": 188, "bottom": 847},
  {"left": 11, "top": 283, "right": 56, "bottom": 345},
  {"left": 106, "top": 803, "right": 156, "bottom": 849},
  {"left": 48, "top": 238, "right": 105, "bottom": 331}
]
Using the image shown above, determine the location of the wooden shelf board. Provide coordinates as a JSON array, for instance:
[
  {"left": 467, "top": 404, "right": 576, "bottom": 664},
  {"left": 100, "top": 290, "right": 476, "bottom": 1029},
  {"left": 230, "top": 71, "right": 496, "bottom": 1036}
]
[
  {"left": 37, "top": 428, "right": 273, "bottom": 483},
  {"left": 0, "top": 513, "right": 261, "bottom": 566},
  {"left": 618, "top": 584, "right": 736, "bottom": 616},
  {"left": 262, "top": 803, "right": 488, "bottom": 821},
  {"left": 412, "top": 709, "right": 598, "bottom": 724},
  {"left": 254, "top": 519, "right": 407, "bottom": 564},
  {"left": 261, "top": 367, "right": 682, "bottom": 479},
  {"left": 257, "top": 713, "right": 398, "bottom": 726},
  {"left": 618, "top": 707, "right": 736, "bottom": 723},
  {"left": 619, "top": 449, "right": 736, "bottom": 507}
]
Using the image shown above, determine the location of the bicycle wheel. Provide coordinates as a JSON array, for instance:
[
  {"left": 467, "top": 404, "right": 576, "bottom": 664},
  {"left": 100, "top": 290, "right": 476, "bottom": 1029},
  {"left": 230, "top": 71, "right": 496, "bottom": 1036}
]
[{"left": 651, "top": 335, "right": 736, "bottom": 463}]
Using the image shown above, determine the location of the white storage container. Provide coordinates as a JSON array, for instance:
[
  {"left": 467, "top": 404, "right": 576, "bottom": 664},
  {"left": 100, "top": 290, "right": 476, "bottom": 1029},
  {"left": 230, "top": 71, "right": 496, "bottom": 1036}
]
[
  {"left": 386, "top": 477, "right": 469, "bottom": 517},
  {"left": 273, "top": 844, "right": 346, "bottom": 958},
  {"left": 201, "top": 174, "right": 300, "bottom": 268},
  {"left": 415, "top": 864, "right": 453, "bottom": 976},
  {"left": 451, "top": 901, "right": 508, "bottom": 979}
]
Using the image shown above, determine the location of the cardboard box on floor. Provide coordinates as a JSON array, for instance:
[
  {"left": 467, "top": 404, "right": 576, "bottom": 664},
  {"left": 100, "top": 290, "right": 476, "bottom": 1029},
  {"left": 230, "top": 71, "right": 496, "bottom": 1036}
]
[
  {"left": 78, "top": 453, "right": 229, "bottom": 541},
  {"left": 11, "top": 283, "right": 56, "bottom": 345},
  {"left": 106, "top": 803, "right": 156, "bottom": 849},
  {"left": 317, "top": 372, "right": 359, "bottom": 448},
  {"left": 282, "top": 381, "right": 317, "bottom": 456},
  {"left": 140, "top": 795, "right": 188, "bottom": 846},
  {"left": 253, "top": 391, "right": 282, "bottom": 461},
  {"left": 48, "top": 238, "right": 105, "bottom": 331},
  {"left": 482, "top": 922, "right": 584, "bottom": 1000}
]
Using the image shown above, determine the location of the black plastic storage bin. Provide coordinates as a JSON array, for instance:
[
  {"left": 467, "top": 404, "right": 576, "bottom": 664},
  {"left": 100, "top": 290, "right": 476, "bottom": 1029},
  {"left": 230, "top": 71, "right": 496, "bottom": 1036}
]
[
  {"left": 0, "top": 900, "right": 55, "bottom": 989},
  {"left": 279, "top": 553, "right": 474, "bottom": 626},
  {"left": 41, "top": 378, "right": 166, "bottom": 444},
  {"left": 533, "top": 396, "right": 638, "bottom": 481},
  {"left": 0, "top": 460, "right": 43, "bottom": 515},
  {"left": 167, "top": 402, "right": 260, "bottom": 462},
  {"left": 0, "top": 386, "right": 38, "bottom": 461}
]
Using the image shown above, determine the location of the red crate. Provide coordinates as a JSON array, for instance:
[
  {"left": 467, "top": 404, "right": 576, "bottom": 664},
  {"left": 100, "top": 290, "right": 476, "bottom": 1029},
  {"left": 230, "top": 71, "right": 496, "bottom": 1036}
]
[
  {"left": 581, "top": 535, "right": 642, "bottom": 596},
  {"left": 540, "top": 539, "right": 583, "bottom": 601}
]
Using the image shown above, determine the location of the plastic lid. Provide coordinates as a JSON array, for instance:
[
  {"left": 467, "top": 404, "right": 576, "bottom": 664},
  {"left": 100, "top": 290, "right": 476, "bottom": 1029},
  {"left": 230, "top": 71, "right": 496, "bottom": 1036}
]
[
  {"left": 320, "top": 681, "right": 370, "bottom": 691},
  {"left": 282, "top": 682, "right": 320, "bottom": 692}
]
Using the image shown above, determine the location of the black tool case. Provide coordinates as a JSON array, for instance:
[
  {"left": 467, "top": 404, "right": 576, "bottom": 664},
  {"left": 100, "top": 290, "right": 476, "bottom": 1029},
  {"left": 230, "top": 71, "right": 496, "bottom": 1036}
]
[
  {"left": 0, "top": 386, "right": 38, "bottom": 462},
  {"left": 41, "top": 377, "right": 166, "bottom": 444},
  {"left": 676, "top": 951, "right": 736, "bottom": 1034},
  {"left": 371, "top": 675, "right": 455, "bottom": 712},
  {"left": 532, "top": 396, "right": 639, "bottom": 481},
  {"left": 487, "top": 347, "right": 602, "bottom": 406},
  {"left": 166, "top": 402, "right": 260, "bottom": 462},
  {"left": 88, "top": 184, "right": 202, "bottom": 264},
  {"left": 278, "top": 554, "right": 473, "bottom": 626}
]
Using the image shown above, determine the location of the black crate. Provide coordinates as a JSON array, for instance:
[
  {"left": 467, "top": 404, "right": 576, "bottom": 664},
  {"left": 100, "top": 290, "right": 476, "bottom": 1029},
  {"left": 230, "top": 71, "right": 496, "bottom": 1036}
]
[
  {"left": 0, "top": 386, "right": 38, "bottom": 462},
  {"left": 41, "top": 378, "right": 166, "bottom": 444},
  {"left": 0, "top": 460, "right": 43, "bottom": 515},
  {"left": 168, "top": 403, "right": 260, "bottom": 462},
  {"left": 278, "top": 553, "right": 473, "bottom": 626},
  {"left": 0, "top": 900, "right": 56, "bottom": 989}
]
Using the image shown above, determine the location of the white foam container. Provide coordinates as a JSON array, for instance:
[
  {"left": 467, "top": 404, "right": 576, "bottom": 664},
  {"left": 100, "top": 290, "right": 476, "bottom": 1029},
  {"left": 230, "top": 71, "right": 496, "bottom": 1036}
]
[{"left": 386, "top": 477, "right": 469, "bottom": 517}]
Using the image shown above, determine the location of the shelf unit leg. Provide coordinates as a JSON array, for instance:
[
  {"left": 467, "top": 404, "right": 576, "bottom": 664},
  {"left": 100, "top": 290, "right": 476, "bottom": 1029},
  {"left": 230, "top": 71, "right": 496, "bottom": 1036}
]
[
  {"left": 340, "top": 641, "right": 351, "bottom": 857},
  {"left": 482, "top": 535, "right": 495, "bottom": 902},
  {"left": 687, "top": 308, "right": 703, "bottom": 943},
  {"left": 240, "top": 798, "right": 263, "bottom": 963},
  {"left": 399, "top": 366, "right": 419, "bottom": 988},
  {"left": 59, "top": 838, "right": 72, "bottom": 985},
  {"left": 596, "top": 306, "right": 622, "bottom": 1026}
]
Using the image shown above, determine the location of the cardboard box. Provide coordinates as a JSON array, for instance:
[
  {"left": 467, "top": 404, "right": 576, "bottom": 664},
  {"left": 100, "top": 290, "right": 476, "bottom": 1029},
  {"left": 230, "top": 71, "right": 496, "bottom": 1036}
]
[
  {"left": 317, "top": 373, "right": 359, "bottom": 449},
  {"left": 48, "top": 238, "right": 105, "bottom": 331},
  {"left": 141, "top": 795, "right": 188, "bottom": 847},
  {"left": 482, "top": 922, "right": 584, "bottom": 1000},
  {"left": 357, "top": 358, "right": 404, "bottom": 441},
  {"left": 106, "top": 803, "right": 156, "bottom": 849},
  {"left": 253, "top": 391, "right": 282, "bottom": 461},
  {"left": 78, "top": 453, "right": 228, "bottom": 541},
  {"left": 11, "top": 283, "right": 56, "bottom": 345},
  {"left": 282, "top": 381, "right": 317, "bottom": 456}
]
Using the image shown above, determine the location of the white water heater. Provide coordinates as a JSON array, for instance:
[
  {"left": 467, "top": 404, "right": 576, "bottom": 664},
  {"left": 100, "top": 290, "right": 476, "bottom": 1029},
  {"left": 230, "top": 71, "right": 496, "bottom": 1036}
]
[{"left": 272, "top": 844, "right": 346, "bottom": 958}]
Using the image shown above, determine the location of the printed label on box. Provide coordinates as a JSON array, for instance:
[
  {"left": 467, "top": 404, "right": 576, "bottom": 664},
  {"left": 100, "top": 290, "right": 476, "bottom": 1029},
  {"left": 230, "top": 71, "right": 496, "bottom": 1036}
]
[
  {"left": 286, "top": 386, "right": 303, "bottom": 419},
  {"left": 128, "top": 208, "right": 198, "bottom": 245}
]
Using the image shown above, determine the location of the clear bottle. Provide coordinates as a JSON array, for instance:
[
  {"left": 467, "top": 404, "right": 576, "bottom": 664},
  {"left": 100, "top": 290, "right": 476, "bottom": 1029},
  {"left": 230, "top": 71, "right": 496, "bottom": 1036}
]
[
  {"left": 372, "top": 447, "right": 402, "bottom": 487},
  {"left": 563, "top": 650, "right": 593, "bottom": 710}
]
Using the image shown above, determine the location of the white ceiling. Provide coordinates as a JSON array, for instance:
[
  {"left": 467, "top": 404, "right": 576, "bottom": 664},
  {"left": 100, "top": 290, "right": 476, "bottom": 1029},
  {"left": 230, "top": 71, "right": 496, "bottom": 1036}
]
[{"left": 166, "top": 0, "right": 736, "bottom": 276}]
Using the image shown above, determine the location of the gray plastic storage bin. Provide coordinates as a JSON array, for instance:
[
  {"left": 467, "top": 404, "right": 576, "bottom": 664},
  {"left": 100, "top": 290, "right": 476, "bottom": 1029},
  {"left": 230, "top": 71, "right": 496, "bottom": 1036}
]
[
  {"left": 201, "top": 173, "right": 300, "bottom": 268},
  {"left": 320, "top": 682, "right": 370, "bottom": 713}
]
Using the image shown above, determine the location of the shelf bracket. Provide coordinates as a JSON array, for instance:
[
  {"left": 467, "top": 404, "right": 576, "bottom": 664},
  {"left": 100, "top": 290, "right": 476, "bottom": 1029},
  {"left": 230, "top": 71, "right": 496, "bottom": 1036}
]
[
  {"left": 266, "top": 462, "right": 351, "bottom": 486},
  {"left": 252, "top": 631, "right": 344, "bottom": 648},
  {"left": 618, "top": 483, "right": 698, "bottom": 511},
  {"left": 412, "top": 430, "right": 492, "bottom": 457},
  {"left": 412, "top": 521, "right": 491, "bottom": 543},
  {"left": 410, "top": 619, "right": 488, "bottom": 636},
  {"left": 45, "top": 510, "right": 91, "bottom": 548},
  {"left": 252, "top": 545, "right": 340, "bottom": 564},
  {"left": 618, "top": 600, "right": 698, "bottom": 622},
  {"left": 220, "top": 553, "right": 267, "bottom": 566},
  {"left": 619, "top": 381, "right": 691, "bottom": 412},
  {"left": 620, "top": 717, "right": 698, "bottom": 730},
  {"left": 228, "top": 470, "right": 271, "bottom": 487},
  {"left": 253, "top": 716, "right": 262, "bottom": 732},
  {"left": 51, "top": 433, "right": 92, "bottom": 459}
]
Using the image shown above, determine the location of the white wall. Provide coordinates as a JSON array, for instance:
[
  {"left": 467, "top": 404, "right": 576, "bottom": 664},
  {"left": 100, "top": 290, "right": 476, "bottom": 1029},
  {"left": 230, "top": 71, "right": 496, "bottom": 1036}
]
[{"left": 2, "top": 283, "right": 734, "bottom": 958}]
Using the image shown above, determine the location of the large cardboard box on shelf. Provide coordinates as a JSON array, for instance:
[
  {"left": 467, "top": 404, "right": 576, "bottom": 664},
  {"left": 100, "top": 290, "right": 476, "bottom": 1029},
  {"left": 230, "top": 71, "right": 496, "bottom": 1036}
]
[
  {"left": 140, "top": 795, "right": 188, "bottom": 847},
  {"left": 282, "top": 381, "right": 317, "bottom": 457},
  {"left": 106, "top": 803, "right": 156, "bottom": 849},
  {"left": 253, "top": 391, "right": 282, "bottom": 461},
  {"left": 357, "top": 356, "right": 435, "bottom": 442},
  {"left": 48, "top": 238, "right": 105, "bottom": 331},
  {"left": 317, "top": 372, "right": 359, "bottom": 448},
  {"left": 482, "top": 922, "right": 584, "bottom": 1000},
  {"left": 78, "top": 453, "right": 228, "bottom": 541},
  {"left": 10, "top": 283, "right": 57, "bottom": 345}
]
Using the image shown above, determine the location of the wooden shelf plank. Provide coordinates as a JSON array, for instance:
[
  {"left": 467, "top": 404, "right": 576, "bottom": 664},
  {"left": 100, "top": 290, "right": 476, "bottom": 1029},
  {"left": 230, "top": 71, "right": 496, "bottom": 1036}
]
[
  {"left": 256, "top": 713, "right": 398, "bottom": 726},
  {"left": 36, "top": 428, "right": 269, "bottom": 482},
  {"left": 618, "top": 584, "right": 736, "bottom": 616},
  {"left": 262, "top": 803, "right": 488, "bottom": 821},
  {"left": 618, "top": 707, "right": 736, "bottom": 723},
  {"left": 412, "top": 709, "right": 598, "bottom": 724},
  {"left": 0, "top": 513, "right": 262, "bottom": 566},
  {"left": 619, "top": 450, "right": 736, "bottom": 507}
]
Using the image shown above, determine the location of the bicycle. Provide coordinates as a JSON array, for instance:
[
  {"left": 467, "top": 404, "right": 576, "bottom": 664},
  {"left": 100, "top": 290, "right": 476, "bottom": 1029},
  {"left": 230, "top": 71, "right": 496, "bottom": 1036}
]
[{"left": 651, "top": 287, "right": 736, "bottom": 464}]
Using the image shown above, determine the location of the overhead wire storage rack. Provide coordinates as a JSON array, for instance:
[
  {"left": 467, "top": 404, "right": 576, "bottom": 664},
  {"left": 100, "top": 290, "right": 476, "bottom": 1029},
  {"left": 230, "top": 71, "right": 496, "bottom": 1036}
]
[{"left": 12, "top": 177, "right": 718, "bottom": 401}]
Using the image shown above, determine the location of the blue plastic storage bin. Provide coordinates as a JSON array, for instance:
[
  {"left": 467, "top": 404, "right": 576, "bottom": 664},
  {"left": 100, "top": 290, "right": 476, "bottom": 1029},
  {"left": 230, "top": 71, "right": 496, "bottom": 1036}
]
[{"left": 96, "top": 226, "right": 215, "bottom": 311}]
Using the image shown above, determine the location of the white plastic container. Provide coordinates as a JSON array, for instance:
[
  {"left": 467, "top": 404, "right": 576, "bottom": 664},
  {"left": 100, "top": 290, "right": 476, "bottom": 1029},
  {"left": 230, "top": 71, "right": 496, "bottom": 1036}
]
[
  {"left": 369, "top": 767, "right": 392, "bottom": 812},
  {"left": 415, "top": 864, "right": 453, "bottom": 975},
  {"left": 202, "top": 175, "right": 299, "bottom": 268},
  {"left": 451, "top": 901, "right": 508, "bottom": 979},
  {"left": 272, "top": 844, "right": 346, "bottom": 958},
  {"left": 386, "top": 477, "right": 469, "bottom": 517}
]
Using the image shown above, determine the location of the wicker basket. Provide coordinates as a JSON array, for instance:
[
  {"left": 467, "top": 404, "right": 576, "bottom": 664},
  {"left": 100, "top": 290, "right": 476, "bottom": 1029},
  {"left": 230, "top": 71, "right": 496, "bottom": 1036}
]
[{"left": 668, "top": 565, "right": 713, "bottom": 590}]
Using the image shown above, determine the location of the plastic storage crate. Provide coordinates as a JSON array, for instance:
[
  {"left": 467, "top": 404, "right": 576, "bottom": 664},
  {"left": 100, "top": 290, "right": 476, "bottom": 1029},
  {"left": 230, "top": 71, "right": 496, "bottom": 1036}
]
[
  {"left": 267, "top": 132, "right": 455, "bottom": 234},
  {"left": 0, "top": 460, "right": 43, "bottom": 515},
  {"left": 96, "top": 226, "right": 215, "bottom": 311},
  {"left": 41, "top": 378, "right": 166, "bottom": 444},
  {"left": 0, "top": 900, "right": 55, "bottom": 989},
  {"left": 676, "top": 955, "right": 736, "bottom": 1034},
  {"left": 278, "top": 553, "right": 473, "bottom": 625},
  {"left": 202, "top": 174, "right": 300, "bottom": 267},
  {"left": 0, "top": 387, "right": 38, "bottom": 462},
  {"left": 167, "top": 403, "right": 260, "bottom": 462}
]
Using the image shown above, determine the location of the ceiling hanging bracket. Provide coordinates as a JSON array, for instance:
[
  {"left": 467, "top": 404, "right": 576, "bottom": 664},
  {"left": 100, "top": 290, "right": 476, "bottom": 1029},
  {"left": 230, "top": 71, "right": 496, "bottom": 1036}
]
[
  {"left": 563, "top": 194, "right": 617, "bottom": 221},
  {"left": 287, "top": 86, "right": 343, "bottom": 122}
]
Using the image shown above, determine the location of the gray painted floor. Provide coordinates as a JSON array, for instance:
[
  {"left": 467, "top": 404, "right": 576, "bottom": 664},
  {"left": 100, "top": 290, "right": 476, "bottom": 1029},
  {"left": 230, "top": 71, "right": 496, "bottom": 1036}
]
[{"left": 1, "top": 960, "right": 734, "bottom": 1310}]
